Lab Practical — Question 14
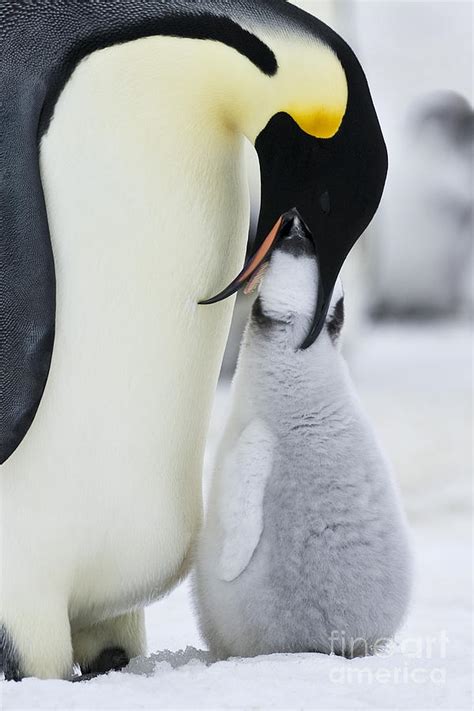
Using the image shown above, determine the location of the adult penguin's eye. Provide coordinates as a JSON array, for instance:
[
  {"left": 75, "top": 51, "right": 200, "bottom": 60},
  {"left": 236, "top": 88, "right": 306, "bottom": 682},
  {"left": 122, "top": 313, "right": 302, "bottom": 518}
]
[{"left": 319, "top": 190, "right": 331, "bottom": 215}]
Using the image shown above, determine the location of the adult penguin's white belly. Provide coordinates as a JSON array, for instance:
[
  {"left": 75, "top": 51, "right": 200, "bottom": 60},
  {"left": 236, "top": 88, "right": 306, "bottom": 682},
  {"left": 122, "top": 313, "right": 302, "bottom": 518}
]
[{"left": 2, "top": 37, "right": 249, "bottom": 625}]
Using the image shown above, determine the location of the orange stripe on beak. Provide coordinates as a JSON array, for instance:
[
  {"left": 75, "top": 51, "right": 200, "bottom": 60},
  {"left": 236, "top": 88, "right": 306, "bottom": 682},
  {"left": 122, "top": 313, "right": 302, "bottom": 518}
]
[{"left": 199, "top": 215, "right": 283, "bottom": 305}]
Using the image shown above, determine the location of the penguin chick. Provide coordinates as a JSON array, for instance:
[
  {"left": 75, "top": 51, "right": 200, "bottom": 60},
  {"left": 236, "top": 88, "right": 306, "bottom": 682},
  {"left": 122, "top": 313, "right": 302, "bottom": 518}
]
[{"left": 193, "top": 216, "right": 412, "bottom": 660}]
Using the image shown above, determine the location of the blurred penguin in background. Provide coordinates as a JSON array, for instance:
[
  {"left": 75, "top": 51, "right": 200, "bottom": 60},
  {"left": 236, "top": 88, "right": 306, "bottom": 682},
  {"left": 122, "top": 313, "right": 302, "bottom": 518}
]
[{"left": 371, "top": 91, "right": 473, "bottom": 319}]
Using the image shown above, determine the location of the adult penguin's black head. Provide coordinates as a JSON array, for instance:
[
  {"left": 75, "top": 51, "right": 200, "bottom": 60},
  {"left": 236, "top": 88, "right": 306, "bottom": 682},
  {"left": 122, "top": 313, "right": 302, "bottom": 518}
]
[{"left": 200, "top": 1, "right": 388, "bottom": 347}]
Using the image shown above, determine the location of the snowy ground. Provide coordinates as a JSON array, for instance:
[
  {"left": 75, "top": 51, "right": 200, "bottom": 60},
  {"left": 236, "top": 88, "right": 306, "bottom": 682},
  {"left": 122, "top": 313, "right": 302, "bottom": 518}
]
[{"left": 1, "top": 323, "right": 472, "bottom": 710}]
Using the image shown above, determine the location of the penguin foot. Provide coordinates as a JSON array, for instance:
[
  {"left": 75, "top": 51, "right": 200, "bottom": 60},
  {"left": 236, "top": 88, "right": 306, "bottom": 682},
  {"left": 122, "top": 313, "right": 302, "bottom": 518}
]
[
  {"left": 1, "top": 610, "right": 73, "bottom": 681},
  {"left": 72, "top": 609, "right": 145, "bottom": 678},
  {"left": 77, "top": 646, "right": 129, "bottom": 680},
  {"left": 0, "top": 626, "right": 22, "bottom": 681}
]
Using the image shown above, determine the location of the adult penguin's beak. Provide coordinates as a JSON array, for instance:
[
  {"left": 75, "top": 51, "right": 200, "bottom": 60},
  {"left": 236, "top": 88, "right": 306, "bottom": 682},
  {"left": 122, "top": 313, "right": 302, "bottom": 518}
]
[{"left": 199, "top": 215, "right": 284, "bottom": 306}]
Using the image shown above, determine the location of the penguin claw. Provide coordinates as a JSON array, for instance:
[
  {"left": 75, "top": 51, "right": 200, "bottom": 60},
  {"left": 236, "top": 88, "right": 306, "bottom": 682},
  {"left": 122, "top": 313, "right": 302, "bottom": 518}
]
[{"left": 71, "top": 671, "right": 100, "bottom": 683}]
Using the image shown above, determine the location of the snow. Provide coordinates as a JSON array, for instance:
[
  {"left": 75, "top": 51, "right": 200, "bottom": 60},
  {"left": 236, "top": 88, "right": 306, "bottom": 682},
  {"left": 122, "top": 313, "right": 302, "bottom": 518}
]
[{"left": 1, "top": 322, "right": 472, "bottom": 710}]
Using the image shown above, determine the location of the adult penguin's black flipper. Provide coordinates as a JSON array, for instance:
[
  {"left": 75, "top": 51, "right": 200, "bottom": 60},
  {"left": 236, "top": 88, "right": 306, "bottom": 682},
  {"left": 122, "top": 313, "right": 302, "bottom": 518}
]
[{"left": 0, "top": 83, "right": 56, "bottom": 464}]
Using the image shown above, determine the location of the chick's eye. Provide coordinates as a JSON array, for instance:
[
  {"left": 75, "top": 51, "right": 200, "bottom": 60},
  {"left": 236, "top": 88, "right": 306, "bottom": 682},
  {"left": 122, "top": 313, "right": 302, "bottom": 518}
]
[{"left": 319, "top": 190, "right": 331, "bottom": 215}]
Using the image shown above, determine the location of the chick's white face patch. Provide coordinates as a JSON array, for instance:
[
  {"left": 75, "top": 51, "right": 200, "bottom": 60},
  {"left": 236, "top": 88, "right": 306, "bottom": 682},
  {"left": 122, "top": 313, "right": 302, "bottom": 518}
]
[{"left": 258, "top": 251, "right": 318, "bottom": 321}]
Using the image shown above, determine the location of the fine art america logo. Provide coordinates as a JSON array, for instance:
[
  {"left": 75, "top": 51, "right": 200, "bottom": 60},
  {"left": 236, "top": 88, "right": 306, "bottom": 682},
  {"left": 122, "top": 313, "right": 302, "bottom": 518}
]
[{"left": 328, "top": 631, "right": 449, "bottom": 686}]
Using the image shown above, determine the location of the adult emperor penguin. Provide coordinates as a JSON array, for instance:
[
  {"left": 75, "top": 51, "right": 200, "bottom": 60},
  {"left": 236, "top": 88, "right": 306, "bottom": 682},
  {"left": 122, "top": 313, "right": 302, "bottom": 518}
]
[
  {"left": 194, "top": 212, "right": 412, "bottom": 659},
  {"left": 0, "top": 1, "right": 387, "bottom": 680}
]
